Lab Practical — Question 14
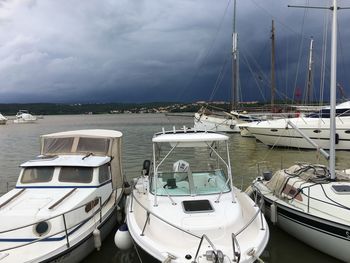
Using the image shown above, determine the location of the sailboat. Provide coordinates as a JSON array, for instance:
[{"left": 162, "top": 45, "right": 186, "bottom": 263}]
[
  {"left": 250, "top": 1, "right": 350, "bottom": 261},
  {"left": 194, "top": 0, "right": 258, "bottom": 133}
]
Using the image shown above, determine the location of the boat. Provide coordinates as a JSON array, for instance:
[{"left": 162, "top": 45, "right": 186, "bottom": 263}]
[
  {"left": 250, "top": 1, "right": 350, "bottom": 261},
  {"left": 13, "top": 110, "right": 37, "bottom": 124},
  {"left": 0, "top": 129, "right": 125, "bottom": 262},
  {"left": 194, "top": 0, "right": 260, "bottom": 133},
  {"left": 245, "top": 100, "right": 350, "bottom": 150},
  {"left": 122, "top": 128, "right": 269, "bottom": 262},
  {"left": 0, "top": 113, "right": 7, "bottom": 125},
  {"left": 194, "top": 109, "right": 259, "bottom": 133}
]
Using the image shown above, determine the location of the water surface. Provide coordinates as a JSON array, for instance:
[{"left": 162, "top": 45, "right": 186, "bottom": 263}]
[{"left": 0, "top": 114, "right": 342, "bottom": 263}]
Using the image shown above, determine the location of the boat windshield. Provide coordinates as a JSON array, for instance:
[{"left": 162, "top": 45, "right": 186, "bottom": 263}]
[
  {"left": 21, "top": 167, "right": 54, "bottom": 183},
  {"left": 150, "top": 169, "right": 230, "bottom": 196},
  {"left": 59, "top": 167, "right": 93, "bottom": 183}
]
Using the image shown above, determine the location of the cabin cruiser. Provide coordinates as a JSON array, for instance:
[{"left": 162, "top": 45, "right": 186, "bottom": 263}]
[
  {"left": 13, "top": 110, "right": 37, "bottom": 124},
  {"left": 0, "top": 113, "right": 7, "bottom": 125},
  {"left": 0, "top": 129, "right": 125, "bottom": 262},
  {"left": 123, "top": 128, "right": 269, "bottom": 262},
  {"left": 194, "top": 108, "right": 260, "bottom": 133},
  {"left": 245, "top": 101, "right": 350, "bottom": 150}
]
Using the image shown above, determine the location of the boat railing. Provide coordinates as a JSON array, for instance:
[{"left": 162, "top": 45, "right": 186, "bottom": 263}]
[
  {"left": 0, "top": 195, "right": 108, "bottom": 253},
  {"left": 130, "top": 188, "right": 266, "bottom": 262},
  {"left": 0, "top": 181, "right": 17, "bottom": 196}
]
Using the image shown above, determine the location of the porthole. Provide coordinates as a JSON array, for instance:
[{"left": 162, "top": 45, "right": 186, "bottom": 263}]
[
  {"left": 270, "top": 129, "right": 278, "bottom": 132},
  {"left": 85, "top": 198, "right": 99, "bottom": 213},
  {"left": 313, "top": 129, "right": 321, "bottom": 133},
  {"left": 345, "top": 130, "right": 350, "bottom": 134},
  {"left": 34, "top": 221, "right": 50, "bottom": 236}
]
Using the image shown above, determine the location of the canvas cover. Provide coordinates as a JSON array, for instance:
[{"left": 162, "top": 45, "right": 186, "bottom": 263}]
[{"left": 40, "top": 129, "right": 124, "bottom": 189}]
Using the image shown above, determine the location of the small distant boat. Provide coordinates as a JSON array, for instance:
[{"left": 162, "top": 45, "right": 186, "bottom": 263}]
[
  {"left": 121, "top": 128, "right": 269, "bottom": 262},
  {"left": 13, "top": 110, "right": 37, "bottom": 124},
  {"left": 0, "top": 113, "right": 7, "bottom": 125},
  {"left": 0, "top": 129, "right": 125, "bottom": 262}
]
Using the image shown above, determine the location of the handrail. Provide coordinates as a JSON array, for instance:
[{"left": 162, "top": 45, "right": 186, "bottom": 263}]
[
  {"left": 192, "top": 234, "right": 219, "bottom": 263},
  {"left": 131, "top": 191, "right": 200, "bottom": 239},
  {"left": 0, "top": 189, "right": 25, "bottom": 209},
  {"left": 0, "top": 192, "right": 116, "bottom": 253},
  {"left": 49, "top": 189, "right": 77, "bottom": 210},
  {"left": 131, "top": 188, "right": 267, "bottom": 260},
  {"left": 231, "top": 233, "right": 241, "bottom": 262}
]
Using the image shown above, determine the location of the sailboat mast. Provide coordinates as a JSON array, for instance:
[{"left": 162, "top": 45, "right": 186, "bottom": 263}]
[
  {"left": 231, "top": 0, "right": 239, "bottom": 111},
  {"left": 306, "top": 37, "right": 314, "bottom": 104},
  {"left": 329, "top": 0, "right": 337, "bottom": 179},
  {"left": 271, "top": 20, "right": 276, "bottom": 111}
]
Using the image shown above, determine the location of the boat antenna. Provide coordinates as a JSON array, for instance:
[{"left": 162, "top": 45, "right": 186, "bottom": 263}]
[{"left": 288, "top": 0, "right": 350, "bottom": 180}]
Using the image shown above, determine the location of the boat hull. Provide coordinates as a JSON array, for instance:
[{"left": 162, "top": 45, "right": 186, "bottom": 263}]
[
  {"left": 256, "top": 194, "right": 350, "bottom": 262},
  {"left": 194, "top": 113, "right": 240, "bottom": 133},
  {"left": 126, "top": 189, "right": 269, "bottom": 263},
  {"left": 247, "top": 117, "right": 350, "bottom": 150}
]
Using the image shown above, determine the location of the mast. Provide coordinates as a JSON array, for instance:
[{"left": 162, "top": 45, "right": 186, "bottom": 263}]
[
  {"left": 306, "top": 37, "right": 314, "bottom": 104},
  {"left": 329, "top": 0, "right": 337, "bottom": 179},
  {"left": 271, "top": 20, "right": 276, "bottom": 111},
  {"left": 231, "top": 0, "right": 239, "bottom": 111}
]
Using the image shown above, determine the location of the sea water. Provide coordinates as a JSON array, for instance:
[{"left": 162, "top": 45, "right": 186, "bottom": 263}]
[{"left": 0, "top": 114, "right": 342, "bottom": 263}]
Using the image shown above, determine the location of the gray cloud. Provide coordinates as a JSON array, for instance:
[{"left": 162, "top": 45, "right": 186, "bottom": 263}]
[{"left": 0, "top": 0, "right": 348, "bottom": 103}]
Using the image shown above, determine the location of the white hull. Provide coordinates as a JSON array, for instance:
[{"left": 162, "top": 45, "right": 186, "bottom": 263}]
[
  {"left": 247, "top": 117, "right": 350, "bottom": 149},
  {"left": 127, "top": 189, "right": 269, "bottom": 263},
  {"left": 125, "top": 130, "right": 269, "bottom": 263},
  {"left": 260, "top": 196, "right": 350, "bottom": 262},
  {"left": 194, "top": 113, "right": 240, "bottom": 133},
  {"left": 251, "top": 164, "right": 350, "bottom": 262}
]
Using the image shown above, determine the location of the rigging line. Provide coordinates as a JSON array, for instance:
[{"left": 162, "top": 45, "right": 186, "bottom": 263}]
[
  {"left": 174, "top": 0, "right": 232, "bottom": 102},
  {"left": 241, "top": 45, "right": 270, "bottom": 87},
  {"left": 293, "top": 0, "right": 309, "bottom": 102},
  {"left": 240, "top": 50, "right": 267, "bottom": 102},
  {"left": 337, "top": 16, "right": 347, "bottom": 99},
  {"left": 209, "top": 52, "right": 230, "bottom": 101},
  {"left": 319, "top": 8, "right": 330, "bottom": 105}
]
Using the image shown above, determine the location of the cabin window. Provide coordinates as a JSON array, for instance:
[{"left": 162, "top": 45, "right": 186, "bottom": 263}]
[
  {"left": 21, "top": 167, "right": 54, "bottom": 183},
  {"left": 99, "top": 164, "right": 111, "bottom": 183},
  {"left": 345, "top": 130, "right": 350, "bottom": 134},
  {"left": 58, "top": 167, "right": 93, "bottom": 183},
  {"left": 313, "top": 129, "right": 321, "bottom": 133},
  {"left": 76, "top": 137, "right": 110, "bottom": 154}
]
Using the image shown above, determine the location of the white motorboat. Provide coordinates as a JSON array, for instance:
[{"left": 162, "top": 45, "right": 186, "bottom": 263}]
[
  {"left": 250, "top": 1, "right": 350, "bottom": 261},
  {"left": 194, "top": 110, "right": 260, "bottom": 133},
  {"left": 0, "top": 129, "right": 125, "bottom": 262},
  {"left": 0, "top": 113, "right": 7, "bottom": 125},
  {"left": 123, "top": 129, "right": 269, "bottom": 262},
  {"left": 13, "top": 110, "right": 37, "bottom": 124},
  {"left": 245, "top": 101, "right": 350, "bottom": 150}
]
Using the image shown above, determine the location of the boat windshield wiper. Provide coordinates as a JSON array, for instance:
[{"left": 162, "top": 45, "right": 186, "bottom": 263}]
[{"left": 82, "top": 152, "right": 93, "bottom": 160}]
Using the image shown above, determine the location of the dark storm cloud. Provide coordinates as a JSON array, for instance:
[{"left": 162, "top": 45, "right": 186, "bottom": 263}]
[{"left": 0, "top": 0, "right": 348, "bottom": 103}]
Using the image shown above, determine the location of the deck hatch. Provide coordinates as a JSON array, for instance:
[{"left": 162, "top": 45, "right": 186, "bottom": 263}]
[{"left": 182, "top": 199, "right": 213, "bottom": 213}]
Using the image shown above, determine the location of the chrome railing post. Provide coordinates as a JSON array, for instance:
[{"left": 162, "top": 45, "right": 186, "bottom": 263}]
[
  {"left": 62, "top": 214, "right": 70, "bottom": 248},
  {"left": 99, "top": 197, "right": 102, "bottom": 223},
  {"left": 307, "top": 187, "right": 310, "bottom": 213},
  {"left": 140, "top": 212, "right": 150, "bottom": 236}
]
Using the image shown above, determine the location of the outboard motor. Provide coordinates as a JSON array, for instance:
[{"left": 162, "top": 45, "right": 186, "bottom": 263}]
[
  {"left": 142, "top": 160, "right": 151, "bottom": 175},
  {"left": 173, "top": 160, "right": 189, "bottom": 173},
  {"left": 173, "top": 160, "right": 190, "bottom": 182}
]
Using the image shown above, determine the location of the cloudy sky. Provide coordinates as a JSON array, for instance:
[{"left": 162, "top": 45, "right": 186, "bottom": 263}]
[{"left": 0, "top": 0, "right": 348, "bottom": 103}]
